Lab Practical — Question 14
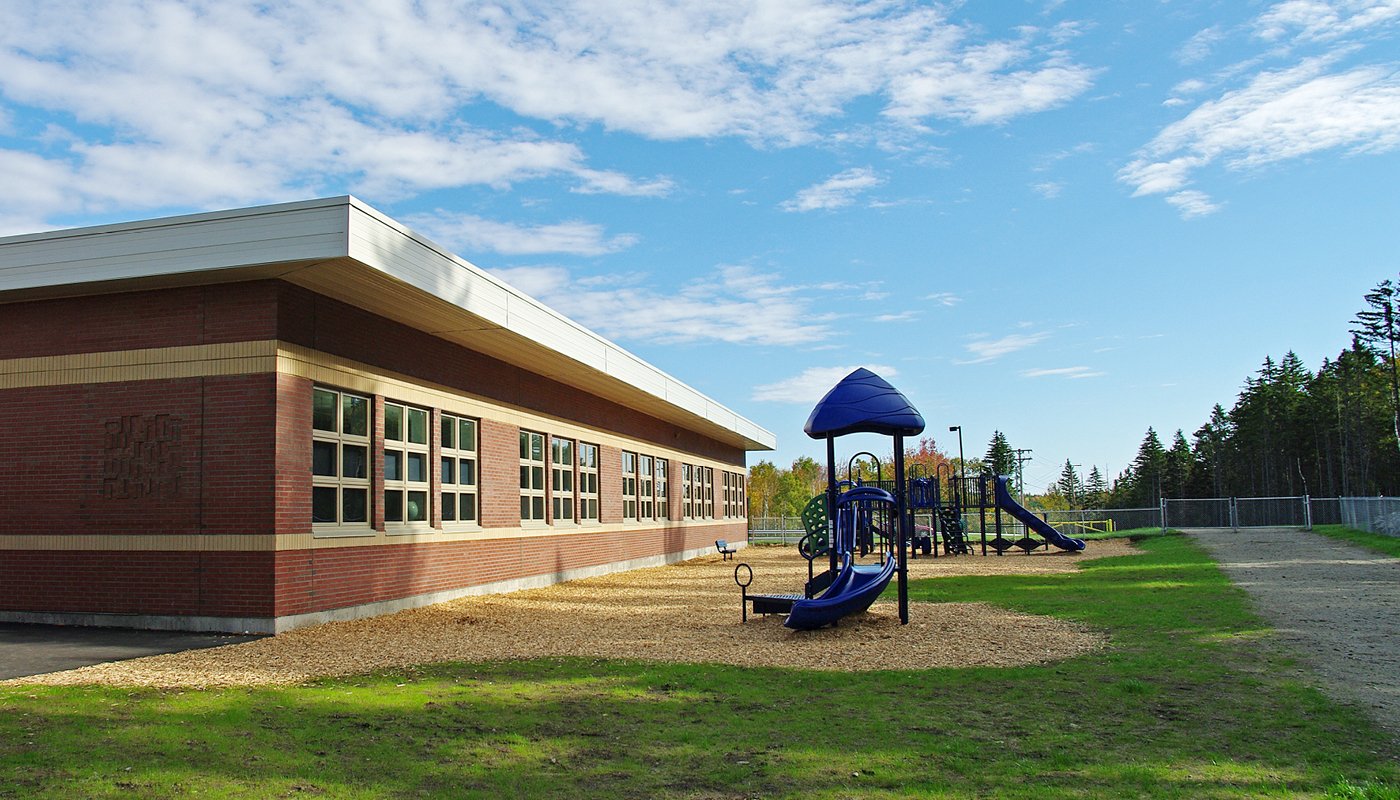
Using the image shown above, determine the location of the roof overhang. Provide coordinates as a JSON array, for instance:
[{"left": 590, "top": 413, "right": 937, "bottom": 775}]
[{"left": 0, "top": 196, "right": 776, "bottom": 452}]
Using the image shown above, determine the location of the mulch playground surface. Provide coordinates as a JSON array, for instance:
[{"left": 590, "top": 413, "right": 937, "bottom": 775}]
[{"left": 4, "top": 541, "right": 1137, "bottom": 688}]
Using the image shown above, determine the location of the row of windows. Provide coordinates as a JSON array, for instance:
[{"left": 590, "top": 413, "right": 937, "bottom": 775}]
[{"left": 311, "top": 387, "right": 743, "bottom": 529}]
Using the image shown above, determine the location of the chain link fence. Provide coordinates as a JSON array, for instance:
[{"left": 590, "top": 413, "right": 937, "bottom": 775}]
[
  {"left": 751, "top": 496, "right": 1392, "bottom": 539},
  {"left": 1340, "top": 497, "right": 1400, "bottom": 536}
]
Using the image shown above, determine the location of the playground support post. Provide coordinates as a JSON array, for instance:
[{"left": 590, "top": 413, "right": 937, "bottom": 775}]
[
  {"left": 826, "top": 435, "right": 838, "bottom": 577},
  {"left": 893, "top": 433, "right": 909, "bottom": 625}
]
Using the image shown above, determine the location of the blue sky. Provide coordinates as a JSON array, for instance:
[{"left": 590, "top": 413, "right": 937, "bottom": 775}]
[{"left": 2, "top": 1, "right": 1398, "bottom": 493}]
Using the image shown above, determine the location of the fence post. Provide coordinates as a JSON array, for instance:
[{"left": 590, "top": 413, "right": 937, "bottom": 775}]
[
  {"left": 1229, "top": 497, "right": 1239, "bottom": 531},
  {"left": 1159, "top": 499, "right": 1167, "bottom": 532},
  {"left": 1303, "top": 495, "right": 1312, "bottom": 531}
]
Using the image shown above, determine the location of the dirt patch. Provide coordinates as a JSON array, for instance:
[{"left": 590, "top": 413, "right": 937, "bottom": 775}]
[{"left": 6, "top": 540, "right": 1135, "bottom": 688}]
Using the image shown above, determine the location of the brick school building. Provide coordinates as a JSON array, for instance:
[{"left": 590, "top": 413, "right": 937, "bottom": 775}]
[{"left": 0, "top": 197, "right": 772, "bottom": 633}]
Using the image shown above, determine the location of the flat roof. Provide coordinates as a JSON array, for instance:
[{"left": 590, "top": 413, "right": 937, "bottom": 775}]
[{"left": 0, "top": 196, "right": 776, "bottom": 452}]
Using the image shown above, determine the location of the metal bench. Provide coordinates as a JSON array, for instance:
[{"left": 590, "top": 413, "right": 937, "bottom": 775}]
[{"left": 715, "top": 539, "right": 737, "bottom": 560}]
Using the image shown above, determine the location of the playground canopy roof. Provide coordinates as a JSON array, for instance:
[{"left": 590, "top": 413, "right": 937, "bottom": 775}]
[
  {"left": 803, "top": 368, "right": 925, "bottom": 439},
  {"left": 0, "top": 196, "right": 775, "bottom": 452}
]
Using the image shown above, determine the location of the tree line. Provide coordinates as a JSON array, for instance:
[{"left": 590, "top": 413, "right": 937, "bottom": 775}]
[{"left": 1074, "top": 278, "right": 1400, "bottom": 508}]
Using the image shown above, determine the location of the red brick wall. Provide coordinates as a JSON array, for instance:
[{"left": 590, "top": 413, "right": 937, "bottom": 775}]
[
  {"left": 0, "top": 283, "right": 281, "bottom": 360},
  {"left": 0, "top": 280, "right": 753, "bottom": 627},
  {"left": 272, "top": 521, "right": 745, "bottom": 617}
]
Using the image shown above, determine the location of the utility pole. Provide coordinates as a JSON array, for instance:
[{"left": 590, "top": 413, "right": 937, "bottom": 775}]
[{"left": 1014, "top": 448, "right": 1033, "bottom": 505}]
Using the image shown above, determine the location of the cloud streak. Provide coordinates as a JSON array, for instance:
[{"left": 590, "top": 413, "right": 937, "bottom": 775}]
[{"left": 753, "top": 365, "right": 898, "bottom": 403}]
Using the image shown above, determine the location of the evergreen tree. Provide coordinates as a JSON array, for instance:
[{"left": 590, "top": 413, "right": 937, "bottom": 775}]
[
  {"left": 1057, "top": 459, "right": 1083, "bottom": 507},
  {"left": 1351, "top": 277, "right": 1400, "bottom": 452},
  {"left": 1130, "top": 428, "right": 1167, "bottom": 506},
  {"left": 984, "top": 430, "right": 1017, "bottom": 486},
  {"left": 1164, "top": 429, "right": 1193, "bottom": 499},
  {"left": 1084, "top": 466, "right": 1108, "bottom": 508}
]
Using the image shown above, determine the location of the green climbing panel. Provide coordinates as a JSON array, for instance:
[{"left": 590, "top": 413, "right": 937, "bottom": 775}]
[{"left": 797, "top": 494, "right": 830, "bottom": 561}]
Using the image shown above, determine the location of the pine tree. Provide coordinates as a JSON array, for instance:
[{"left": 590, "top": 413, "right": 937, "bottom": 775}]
[
  {"left": 984, "top": 431, "right": 1016, "bottom": 479},
  {"left": 1084, "top": 466, "right": 1108, "bottom": 508},
  {"left": 1057, "top": 459, "right": 1082, "bottom": 507},
  {"left": 1164, "top": 430, "right": 1193, "bottom": 499},
  {"left": 1131, "top": 428, "right": 1167, "bottom": 506},
  {"left": 1351, "top": 277, "right": 1400, "bottom": 453}
]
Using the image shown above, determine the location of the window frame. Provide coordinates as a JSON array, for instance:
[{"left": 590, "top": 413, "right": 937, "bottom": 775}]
[
  {"left": 311, "top": 387, "right": 372, "bottom": 533},
  {"left": 551, "top": 436, "right": 576, "bottom": 524},
  {"left": 622, "top": 451, "right": 638, "bottom": 521},
  {"left": 519, "top": 430, "right": 547, "bottom": 524},
  {"left": 578, "top": 442, "right": 600, "bottom": 523},
  {"left": 440, "top": 413, "right": 479, "bottom": 529},
  {"left": 383, "top": 401, "right": 431, "bottom": 530}
]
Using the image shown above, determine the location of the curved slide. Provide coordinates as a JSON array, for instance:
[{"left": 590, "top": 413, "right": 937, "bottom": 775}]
[
  {"left": 784, "top": 552, "right": 897, "bottom": 630},
  {"left": 993, "top": 476, "right": 1087, "bottom": 552}
]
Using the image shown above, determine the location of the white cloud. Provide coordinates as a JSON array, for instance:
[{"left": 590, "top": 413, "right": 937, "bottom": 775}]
[
  {"left": 873, "top": 311, "right": 920, "bottom": 323},
  {"left": 1177, "top": 26, "right": 1226, "bottom": 65},
  {"left": 1032, "top": 181, "right": 1063, "bottom": 198},
  {"left": 0, "top": 1, "right": 1100, "bottom": 225},
  {"left": 1165, "top": 190, "right": 1223, "bottom": 219},
  {"left": 1120, "top": 57, "right": 1400, "bottom": 202},
  {"left": 488, "top": 264, "right": 832, "bottom": 346},
  {"left": 753, "top": 364, "right": 898, "bottom": 403},
  {"left": 406, "top": 211, "right": 639, "bottom": 256},
  {"left": 781, "top": 167, "right": 884, "bottom": 212},
  {"left": 1256, "top": 0, "right": 1400, "bottom": 42},
  {"left": 1022, "top": 366, "right": 1105, "bottom": 379},
  {"left": 926, "top": 292, "right": 963, "bottom": 306},
  {"left": 961, "top": 332, "right": 1050, "bottom": 363}
]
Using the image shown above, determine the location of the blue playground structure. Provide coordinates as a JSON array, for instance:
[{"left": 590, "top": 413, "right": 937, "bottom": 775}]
[
  {"left": 737, "top": 368, "right": 924, "bottom": 629},
  {"left": 992, "top": 475, "right": 1086, "bottom": 552}
]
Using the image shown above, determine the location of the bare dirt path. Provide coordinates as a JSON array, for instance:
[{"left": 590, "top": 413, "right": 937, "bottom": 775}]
[{"left": 1186, "top": 527, "right": 1400, "bottom": 739}]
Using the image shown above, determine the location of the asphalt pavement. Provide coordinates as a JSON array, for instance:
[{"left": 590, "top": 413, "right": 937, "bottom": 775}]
[{"left": 0, "top": 623, "right": 262, "bottom": 680}]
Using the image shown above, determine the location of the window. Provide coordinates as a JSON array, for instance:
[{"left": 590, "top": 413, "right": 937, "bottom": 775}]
[
  {"left": 655, "top": 459, "right": 669, "bottom": 520},
  {"left": 441, "top": 414, "right": 478, "bottom": 525},
  {"left": 682, "top": 464, "right": 693, "bottom": 519},
  {"left": 723, "top": 472, "right": 734, "bottom": 517},
  {"left": 520, "top": 430, "right": 546, "bottom": 522},
  {"left": 312, "top": 387, "right": 370, "bottom": 526},
  {"left": 622, "top": 451, "right": 637, "bottom": 520},
  {"left": 700, "top": 466, "right": 714, "bottom": 518},
  {"left": 578, "top": 443, "right": 599, "bottom": 522},
  {"left": 638, "top": 455, "right": 654, "bottom": 520},
  {"left": 551, "top": 437, "right": 575, "bottom": 523},
  {"left": 384, "top": 402, "right": 430, "bottom": 525},
  {"left": 737, "top": 473, "right": 746, "bottom": 519}
]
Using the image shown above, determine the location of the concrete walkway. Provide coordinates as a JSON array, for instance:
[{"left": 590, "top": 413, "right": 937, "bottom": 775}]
[
  {"left": 1186, "top": 527, "right": 1400, "bottom": 739},
  {"left": 0, "top": 623, "right": 260, "bottom": 680}
]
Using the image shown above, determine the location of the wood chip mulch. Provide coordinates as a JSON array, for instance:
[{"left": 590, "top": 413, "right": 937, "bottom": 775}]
[{"left": 8, "top": 540, "right": 1136, "bottom": 688}]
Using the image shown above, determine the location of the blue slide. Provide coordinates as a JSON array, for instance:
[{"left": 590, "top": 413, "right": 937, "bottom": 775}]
[
  {"left": 784, "top": 550, "right": 897, "bottom": 630},
  {"left": 993, "top": 476, "right": 1087, "bottom": 552}
]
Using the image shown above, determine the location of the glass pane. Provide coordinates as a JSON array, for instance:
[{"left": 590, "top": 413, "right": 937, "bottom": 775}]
[
  {"left": 442, "top": 457, "right": 456, "bottom": 485},
  {"left": 532, "top": 466, "right": 544, "bottom": 490},
  {"left": 532, "top": 496, "right": 544, "bottom": 519},
  {"left": 520, "top": 465, "right": 530, "bottom": 490},
  {"left": 461, "top": 459, "right": 476, "bottom": 486},
  {"left": 561, "top": 471, "right": 573, "bottom": 492},
  {"left": 519, "top": 432, "right": 529, "bottom": 459},
  {"left": 343, "top": 395, "right": 368, "bottom": 437},
  {"left": 441, "top": 417, "right": 455, "bottom": 449},
  {"left": 312, "top": 487, "right": 337, "bottom": 523},
  {"left": 313, "top": 389, "right": 337, "bottom": 432},
  {"left": 385, "top": 404, "right": 403, "bottom": 441},
  {"left": 442, "top": 492, "right": 456, "bottom": 522},
  {"left": 521, "top": 496, "right": 531, "bottom": 518},
  {"left": 460, "top": 419, "right": 476, "bottom": 451},
  {"left": 407, "top": 408, "right": 428, "bottom": 445},
  {"left": 312, "top": 441, "right": 337, "bottom": 476},
  {"left": 342, "top": 445, "right": 367, "bottom": 479},
  {"left": 385, "top": 450, "right": 403, "bottom": 481},
  {"left": 407, "top": 452, "right": 427, "bottom": 483},
  {"left": 384, "top": 490, "right": 403, "bottom": 522},
  {"left": 343, "top": 489, "right": 368, "bottom": 523},
  {"left": 531, "top": 435, "right": 543, "bottom": 461},
  {"left": 407, "top": 491, "right": 428, "bottom": 522},
  {"left": 461, "top": 493, "right": 477, "bottom": 522}
]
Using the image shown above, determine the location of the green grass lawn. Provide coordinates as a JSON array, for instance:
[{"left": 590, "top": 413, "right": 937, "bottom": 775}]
[
  {"left": 1313, "top": 524, "right": 1400, "bottom": 559},
  {"left": 3, "top": 535, "right": 1398, "bottom": 799}
]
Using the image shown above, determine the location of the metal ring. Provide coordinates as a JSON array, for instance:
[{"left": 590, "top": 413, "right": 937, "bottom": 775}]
[{"left": 734, "top": 563, "right": 753, "bottom": 588}]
